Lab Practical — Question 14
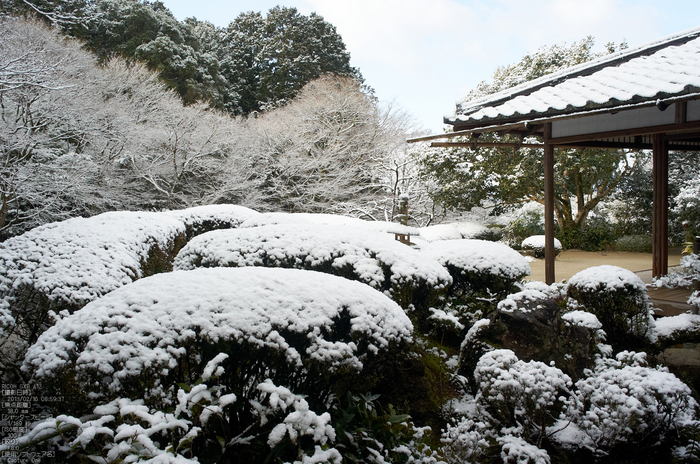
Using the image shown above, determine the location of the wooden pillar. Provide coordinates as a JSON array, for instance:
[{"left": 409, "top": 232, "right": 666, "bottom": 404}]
[
  {"left": 543, "top": 123, "right": 555, "bottom": 284},
  {"left": 652, "top": 133, "right": 669, "bottom": 277}
]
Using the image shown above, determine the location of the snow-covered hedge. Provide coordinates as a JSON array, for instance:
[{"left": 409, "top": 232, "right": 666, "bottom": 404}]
[
  {"left": 165, "top": 204, "right": 260, "bottom": 239},
  {"left": 520, "top": 235, "right": 562, "bottom": 258},
  {"left": 0, "top": 211, "right": 186, "bottom": 376},
  {"left": 238, "top": 211, "right": 419, "bottom": 236},
  {"left": 567, "top": 265, "right": 655, "bottom": 350},
  {"left": 0, "top": 206, "right": 258, "bottom": 378},
  {"left": 173, "top": 223, "right": 451, "bottom": 316},
  {"left": 422, "top": 239, "right": 530, "bottom": 299},
  {"left": 443, "top": 349, "right": 697, "bottom": 463},
  {"left": 554, "top": 351, "right": 696, "bottom": 459},
  {"left": 24, "top": 267, "right": 413, "bottom": 405},
  {"left": 417, "top": 222, "right": 490, "bottom": 242}
]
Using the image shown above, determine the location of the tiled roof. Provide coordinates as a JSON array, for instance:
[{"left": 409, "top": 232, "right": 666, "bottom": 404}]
[{"left": 447, "top": 27, "right": 700, "bottom": 127}]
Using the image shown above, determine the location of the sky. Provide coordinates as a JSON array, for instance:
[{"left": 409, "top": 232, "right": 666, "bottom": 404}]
[{"left": 159, "top": 0, "right": 700, "bottom": 133}]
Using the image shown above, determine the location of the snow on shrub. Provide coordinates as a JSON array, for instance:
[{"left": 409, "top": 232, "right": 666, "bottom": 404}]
[
  {"left": 238, "top": 211, "right": 419, "bottom": 236},
  {"left": 422, "top": 240, "right": 530, "bottom": 293},
  {"left": 654, "top": 253, "right": 700, "bottom": 311},
  {"left": 444, "top": 348, "right": 697, "bottom": 463},
  {"left": 654, "top": 313, "right": 700, "bottom": 347},
  {"left": 165, "top": 204, "right": 260, "bottom": 239},
  {"left": 173, "top": 223, "right": 451, "bottom": 315},
  {"left": 520, "top": 235, "right": 562, "bottom": 258},
  {"left": 567, "top": 265, "right": 655, "bottom": 350},
  {"left": 418, "top": 222, "right": 489, "bottom": 242},
  {"left": 443, "top": 349, "right": 571, "bottom": 463},
  {"left": 0, "top": 206, "right": 261, "bottom": 379},
  {"left": 0, "top": 211, "right": 187, "bottom": 376},
  {"left": 4, "top": 356, "right": 343, "bottom": 464},
  {"left": 553, "top": 351, "right": 697, "bottom": 458},
  {"left": 24, "top": 267, "right": 413, "bottom": 404},
  {"left": 422, "top": 240, "right": 530, "bottom": 329}
]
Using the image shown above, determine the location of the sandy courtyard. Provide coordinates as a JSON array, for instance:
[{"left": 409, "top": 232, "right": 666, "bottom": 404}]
[{"left": 526, "top": 249, "right": 684, "bottom": 283}]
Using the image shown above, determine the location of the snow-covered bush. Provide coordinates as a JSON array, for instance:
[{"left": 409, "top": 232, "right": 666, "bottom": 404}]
[
  {"left": 422, "top": 240, "right": 530, "bottom": 331},
  {"left": 0, "top": 211, "right": 187, "bottom": 378},
  {"left": 654, "top": 253, "right": 700, "bottom": 313},
  {"left": 0, "top": 206, "right": 259, "bottom": 380},
  {"left": 502, "top": 203, "right": 544, "bottom": 249},
  {"left": 567, "top": 265, "right": 655, "bottom": 350},
  {"left": 418, "top": 222, "right": 490, "bottom": 242},
  {"left": 423, "top": 239, "right": 530, "bottom": 299},
  {"left": 444, "top": 348, "right": 698, "bottom": 463},
  {"left": 4, "top": 355, "right": 346, "bottom": 463},
  {"left": 443, "top": 349, "right": 571, "bottom": 463},
  {"left": 614, "top": 234, "right": 653, "bottom": 253},
  {"left": 655, "top": 313, "right": 700, "bottom": 348},
  {"left": 24, "top": 267, "right": 412, "bottom": 408},
  {"left": 553, "top": 351, "right": 697, "bottom": 459},
  {"left": 520, "top": 235, "right": 562, "bottom": 258},
  {"left": 173, "top": 223, "right": 451, "bottom": 318},
  {"left": 165, "top": 204, "right": 260, "bottom": 239},
  {"left": 238, "top": 211, "right": 419, "bottom": 236}
]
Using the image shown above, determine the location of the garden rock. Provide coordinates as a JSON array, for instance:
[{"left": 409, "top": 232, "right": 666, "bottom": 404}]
[{"left": 460, "top": 289, "right": 597, "bottom": 391}]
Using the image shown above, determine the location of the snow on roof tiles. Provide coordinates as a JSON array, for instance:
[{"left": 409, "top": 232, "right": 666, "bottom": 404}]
[{"left": 449, "top": 27, "right": 700, "bottom": 126}]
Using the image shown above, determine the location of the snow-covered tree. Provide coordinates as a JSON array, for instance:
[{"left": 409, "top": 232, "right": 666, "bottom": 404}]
[{"left": 217, "top": 75, "right": 411, "bottom": 216}]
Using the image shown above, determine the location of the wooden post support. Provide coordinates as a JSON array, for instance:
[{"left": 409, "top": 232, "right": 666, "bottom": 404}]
[
  {"left": 652, "top": 133, "right": 669, "bottom": 277},
  {"left": 543, "top": 123, "right": 555, "bottom": 285}
]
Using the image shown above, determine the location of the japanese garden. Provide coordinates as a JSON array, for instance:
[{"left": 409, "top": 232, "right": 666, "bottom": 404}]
[{"left": 1, "top": 2, "right": 700, "bottom": 463}]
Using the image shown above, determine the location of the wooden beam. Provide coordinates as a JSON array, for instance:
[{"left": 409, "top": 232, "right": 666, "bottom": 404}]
[
  {"left": 543, "top": 123, "right": 556, "bottom": 285},
  {"left": 652, "top": 134, "right": 669, "bottom": 278},
  {"left": 406, "top": 129, "right": 484, "bottom": 143},
  {"left": 430, "top": 142, "right": 544, "bottom": 149},
  {"left": 550, "top": 120, "right": 700, "bottom": 146},
  {"left": 676, "top": 101, "right": 688, "bottom": 124}
]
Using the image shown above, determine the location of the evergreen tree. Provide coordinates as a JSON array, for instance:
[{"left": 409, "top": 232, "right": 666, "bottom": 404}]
[{"left": 419, "top": 38, "right": 640, "bottom": 248}]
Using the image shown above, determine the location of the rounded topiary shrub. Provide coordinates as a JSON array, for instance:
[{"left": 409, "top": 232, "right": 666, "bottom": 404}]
[
  {"left": 423, "top": 239, "right": 530, "bottom": 300},
  {"left": 566, "top": 265, "right": 654, "bottom": 350},
  {"left": 166, "top": 204, "right": 261, "bottom": 239},
  {"left": 24, "top": 267, "right": 414, "bottom": 407},
  {"left": 422, "top": 240, "right": 530, "bottom": 334},
  {"left": 521, "top": 235, "right": 562, "bottom": 258},
  {"left": 20, "top": 267, "right": 415, "bottom": 463},
  {"left": 173, "top": 223, "right": 451, "bottom": 318},
  {"left": 0, "top": 211, "right": 188, "bottom": 379},
  {"left": 615, "top": 234, "right": 653, "bottom": 253}
]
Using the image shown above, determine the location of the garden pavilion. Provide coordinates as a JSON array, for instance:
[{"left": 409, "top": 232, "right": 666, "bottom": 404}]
[{"left": 410, "top": 26, "right": 700, "bottom": 284}]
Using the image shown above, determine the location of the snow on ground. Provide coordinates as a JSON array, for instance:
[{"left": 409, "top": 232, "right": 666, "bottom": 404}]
[
  {"left": 173, "top": 223, "right": 451, "bottom": 298},
  {"left": 417, "top": 222, "right": 489, "bottom": 242},
  {"left": 23, "top": 267, "right": 414, "bottom": 391},
  {"left": 421, "top": 239, "right": 531, "bottom": 281}
]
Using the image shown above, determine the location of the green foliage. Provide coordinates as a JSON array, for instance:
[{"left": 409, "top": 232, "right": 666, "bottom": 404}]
[
  {"left": 331, "top": 393, "right": 443, "bottom": 464},
  {"left": 472, "top": 225, "right": 504, "bottom": 242},
  {"left": 615, "top": 234, "right": 653, "bottom": 253},
  {"left": 12, "top": 1, "right": 360, "bottom": 115},
  {"left": 555, "top": 215, "right": 618, "bottom": 251},
  {"left": 419, "top": 38, "right": 638, "bottom": 242},
  {"left": 503, "top": 207, "right": 544, "bottom": 249}
]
